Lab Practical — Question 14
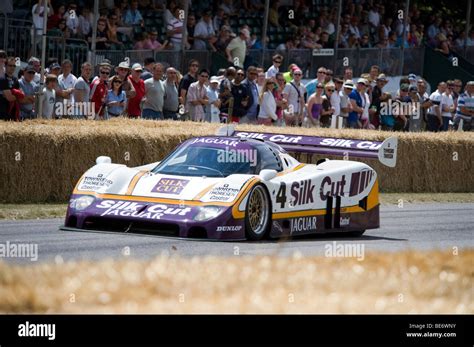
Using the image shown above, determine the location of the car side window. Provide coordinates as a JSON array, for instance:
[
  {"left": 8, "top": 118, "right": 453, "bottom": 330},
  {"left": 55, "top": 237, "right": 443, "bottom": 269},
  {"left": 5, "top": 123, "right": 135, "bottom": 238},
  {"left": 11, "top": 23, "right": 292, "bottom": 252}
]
[{"left": 258, "top": 145, "right": 283, "bottom": 172}]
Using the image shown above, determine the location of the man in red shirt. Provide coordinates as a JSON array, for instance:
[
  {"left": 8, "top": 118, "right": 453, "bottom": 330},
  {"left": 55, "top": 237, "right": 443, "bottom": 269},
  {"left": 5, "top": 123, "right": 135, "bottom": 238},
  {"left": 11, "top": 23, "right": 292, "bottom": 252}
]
[
  {"left": 90, "top": 65, "right": 111, "bottom": 118},
  {"left": 127, "top": 63, "right": 146, "bottom": 118}
]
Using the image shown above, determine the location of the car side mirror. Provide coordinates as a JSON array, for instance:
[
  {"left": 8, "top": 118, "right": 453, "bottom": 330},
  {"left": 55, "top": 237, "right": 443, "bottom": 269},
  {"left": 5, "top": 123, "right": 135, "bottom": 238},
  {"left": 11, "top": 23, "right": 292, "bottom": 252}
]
[
  {"left": 259, "top": 169, "right": 277, "bottom": 181},
  {"left": 96, "top": 156, "right": 112, "bottom": 165}
]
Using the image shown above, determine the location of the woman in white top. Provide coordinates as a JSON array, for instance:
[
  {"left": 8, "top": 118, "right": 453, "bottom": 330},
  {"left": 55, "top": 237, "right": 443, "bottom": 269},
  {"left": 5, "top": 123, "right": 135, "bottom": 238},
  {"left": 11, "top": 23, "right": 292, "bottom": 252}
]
[
  {"left": 258, "top": 78, "right": 278, "bottom": 125},
  {"left": 440, "top": 85, "right": 455, "bottom": 131}
]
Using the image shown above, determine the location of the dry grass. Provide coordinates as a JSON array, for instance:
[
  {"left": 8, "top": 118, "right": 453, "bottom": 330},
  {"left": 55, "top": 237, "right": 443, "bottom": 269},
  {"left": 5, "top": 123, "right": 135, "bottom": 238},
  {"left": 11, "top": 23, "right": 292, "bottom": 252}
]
[
  {"left": 0, "top": 249, "right": 472, "bottom": 313},
  {"left": 1, "top": 119, "right": 473, "bottom": 203}
]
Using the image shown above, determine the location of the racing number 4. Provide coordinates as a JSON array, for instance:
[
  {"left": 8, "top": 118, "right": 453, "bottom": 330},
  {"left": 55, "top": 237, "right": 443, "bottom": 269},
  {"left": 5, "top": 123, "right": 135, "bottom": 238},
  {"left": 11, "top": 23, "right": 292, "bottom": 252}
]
[{"left": 276, "top": 182, "right": 287, "bottom": 208}]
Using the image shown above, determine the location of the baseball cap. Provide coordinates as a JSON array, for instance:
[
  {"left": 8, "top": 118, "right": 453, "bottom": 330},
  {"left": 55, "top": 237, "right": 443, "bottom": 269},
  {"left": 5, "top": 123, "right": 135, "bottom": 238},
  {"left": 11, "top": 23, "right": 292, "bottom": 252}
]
[
  {"left": 118, "top": 61, "right": 130, "bottom": 69},
  {"left": 408, "top": 73, "right": 417, "bottom": 80},
  {"left": 50, "top": 63, "right": 60, "bottom": 70},
  {"left": 377, "top": 73, "right": 388, "bottom": 81},
  {"left": 466, "top": 81, "right": 474, "bottom": 86},
  {"left": 343, "top": 80, "right": 355, "bottom": 89},
  {"left": 132, "top": 63, "right": 143, "bottom": 71},
  {"left": 25, "top": 64, "right": 36, "bottom": 73},
  {"left": 357, "top": 78, "right": 368, "bottom": 86},
  {"left": 210, "top": 76, "right": 219, "bottom": 84}
]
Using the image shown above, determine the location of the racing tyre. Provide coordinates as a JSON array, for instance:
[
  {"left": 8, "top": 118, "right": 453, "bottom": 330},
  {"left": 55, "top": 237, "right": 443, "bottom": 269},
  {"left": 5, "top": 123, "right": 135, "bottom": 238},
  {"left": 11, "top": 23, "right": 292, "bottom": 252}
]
[{"left": 245, "top": 184, "right": 271, "bottom": 241}]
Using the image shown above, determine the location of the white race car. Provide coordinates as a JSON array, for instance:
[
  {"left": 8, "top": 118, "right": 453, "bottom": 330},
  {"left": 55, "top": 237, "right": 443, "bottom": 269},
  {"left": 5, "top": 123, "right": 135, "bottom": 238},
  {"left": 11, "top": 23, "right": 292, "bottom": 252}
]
[{"left": 63, "top": 126, "right": 397, "bottom": 240}]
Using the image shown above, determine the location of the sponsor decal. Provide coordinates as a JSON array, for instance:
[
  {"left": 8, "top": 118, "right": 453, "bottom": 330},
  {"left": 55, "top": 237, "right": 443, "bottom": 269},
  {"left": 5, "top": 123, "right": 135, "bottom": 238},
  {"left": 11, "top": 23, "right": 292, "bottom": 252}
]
[
  {"left": 208, "top": 184, "right": 240, "bottom": 202},
  {"left": 96, "top": 200, "right": 192, "bottom": 220},
  {"left": 191, "top": 138, "right": 239, "bottom": 147},
  {"left": 79, "top": 175, "right": 113, "bottom": 190},
  {"left": 235, "top": 132, "right": 303, "bottom": 144},
  {"left": 320, "top": 138, "right": 381, "bottom": 150},
  {"left": 320, "top": 175, "right": 347, "bottom": 201},
  {"left": 349, "top": 170, "right": 373, "bottom": 197},
  {"left": 152, "top": 178, "right": 189, "bottom": 194},
  {"left": 291, "top": 179, "right": 315, "bottom": 205},
  {"left": 290, "top": 216, "right": 317, "bottom": 234},
  {"left": 216, "top": 225, "right": 242, "bottom": 232},
  {"left": 340, "top": 216, "right": 350, "bottom": 226}
]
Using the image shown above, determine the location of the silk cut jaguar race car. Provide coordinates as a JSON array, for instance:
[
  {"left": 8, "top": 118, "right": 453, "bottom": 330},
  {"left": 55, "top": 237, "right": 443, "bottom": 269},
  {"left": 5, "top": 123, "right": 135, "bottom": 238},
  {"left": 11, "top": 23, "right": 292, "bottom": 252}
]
[{"left": 62, "top": 126, "right": 398, "bottom": 240}]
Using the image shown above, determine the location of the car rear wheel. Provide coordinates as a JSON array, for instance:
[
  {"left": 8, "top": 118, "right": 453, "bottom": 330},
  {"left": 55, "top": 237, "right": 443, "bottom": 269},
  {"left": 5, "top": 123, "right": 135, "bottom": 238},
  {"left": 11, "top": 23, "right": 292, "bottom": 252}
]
[{"left": 245, "top": 184, "right": 271, "bottom": 241}]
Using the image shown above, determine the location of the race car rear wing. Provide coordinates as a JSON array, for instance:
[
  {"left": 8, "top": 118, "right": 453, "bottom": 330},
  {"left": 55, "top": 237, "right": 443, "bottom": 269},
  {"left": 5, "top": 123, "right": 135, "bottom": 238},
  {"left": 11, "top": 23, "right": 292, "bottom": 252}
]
[{"left": 216, "top": 126, "right": 398, "bottom": 167}]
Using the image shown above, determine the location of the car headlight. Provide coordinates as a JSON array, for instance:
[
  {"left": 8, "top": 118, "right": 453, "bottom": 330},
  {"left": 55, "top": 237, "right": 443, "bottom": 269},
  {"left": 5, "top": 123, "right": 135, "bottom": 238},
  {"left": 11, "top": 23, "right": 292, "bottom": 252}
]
[
  {"left": 73, "top": 196, "right": 95, "bottom": 211},
  {"left": 194, "top": 206, "right": 223, "bottom": 221}
]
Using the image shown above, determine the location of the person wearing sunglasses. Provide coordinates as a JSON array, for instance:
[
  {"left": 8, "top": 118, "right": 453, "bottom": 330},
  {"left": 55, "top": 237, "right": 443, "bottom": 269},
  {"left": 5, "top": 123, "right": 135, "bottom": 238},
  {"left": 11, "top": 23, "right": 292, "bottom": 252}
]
[
  {"left": 257, "top": 78, "right": 278, "bottom": 126},
  {"left": 320, "top": 83, "right": 336, "bottom": 128},
  {"left": 305, "top": 66, "right": 327, "bottom": 98},
  {"left": 282, "top": 68, "right": 305, "bottom": 126},
  {"left": 265, "top": 54, "right": 283, "bottom": 79},
  {"left": 187, "top": 68, "right": 210, "bottom": 122},
  {"left": 90, "top": 65, "right": 111, "bottom": 118}
]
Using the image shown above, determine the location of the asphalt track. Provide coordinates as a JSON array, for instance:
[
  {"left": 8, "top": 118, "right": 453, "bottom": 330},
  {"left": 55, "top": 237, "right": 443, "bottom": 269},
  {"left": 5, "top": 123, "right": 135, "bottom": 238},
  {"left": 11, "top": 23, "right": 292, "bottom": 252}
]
[{"left": 0, "top": 203, "right": 472, "bottom": 263}]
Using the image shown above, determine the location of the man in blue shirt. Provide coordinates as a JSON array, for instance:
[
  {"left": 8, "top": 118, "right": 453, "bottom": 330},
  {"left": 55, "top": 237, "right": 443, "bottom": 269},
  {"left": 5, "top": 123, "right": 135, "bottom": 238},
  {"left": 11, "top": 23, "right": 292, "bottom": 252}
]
[
  {"left": 454, "top": 81, "right": 474, "bottom": 131},
  {"left": 123, "top": 1, "right": 144, "bottom": 27},
  {"left": 241, "top": 66, "right": 259, "bottom": 124},
  {"left": 348, "top": 78, "right": 367, "bottom": 128}
]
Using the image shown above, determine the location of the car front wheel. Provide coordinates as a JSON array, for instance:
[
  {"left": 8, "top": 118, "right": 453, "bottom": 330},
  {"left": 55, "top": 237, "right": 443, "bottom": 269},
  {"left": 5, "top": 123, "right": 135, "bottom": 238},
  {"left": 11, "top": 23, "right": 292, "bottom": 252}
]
[{"left": 245, "top": 184, "right": 271, "bottom": 241}]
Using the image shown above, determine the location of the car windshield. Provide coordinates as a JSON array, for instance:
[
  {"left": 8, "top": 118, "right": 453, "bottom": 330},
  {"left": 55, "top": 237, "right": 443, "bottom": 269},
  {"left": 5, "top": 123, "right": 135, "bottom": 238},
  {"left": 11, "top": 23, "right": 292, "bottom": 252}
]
[{"left": 152, "top": 142, "right": 259, "bottom": 177}]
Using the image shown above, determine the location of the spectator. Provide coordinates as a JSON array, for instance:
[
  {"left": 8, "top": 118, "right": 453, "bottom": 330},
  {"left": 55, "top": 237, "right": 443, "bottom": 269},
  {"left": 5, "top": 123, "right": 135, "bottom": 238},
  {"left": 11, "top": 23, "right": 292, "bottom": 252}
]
[
  {"left": 369, "top": 65, "right": 380, "bottom": 83},
  {"left": 90, "top": 64, "right": 110, "bottom": 118},
  {"left": 331, "top": 78, "right": 343, "bottom": 128},
  {"left": 380, "top": 93, "right": 395, "bottom": 131},
  {"left": 0, "top": 57, "right": 20, "bottom": 120},
  {"left": 324, "top": 69, "right": 334, "bottom": 84},
  {"left": 226, "top": 28, "right": 250, "bottom": 68},
  {"left": 114, "top": 62, "right": 136, "bottom": 99},
  {"left": 144, "top": 30, "right": 166, "bottom": 51},
  {"left": 256, "top": 69, "right": 265, "bottom": 94},
  {"left": 343, "top": 67, "right": 353, "bottom": 82},
  {"left": 32, "top": 0, "right": 54, "bottom": 39},
  {"left": 393, "top": 84, "right": 410, "bottom": 131},
  {"left": 305, "top": 67, "right": 326, "bottom": 98},
  {"left": 73, "top": 62, "right": 92, "bottom": 119},
  {"left": 320, "top": 83, "right": 335, "bottom": 128},
  {"left": 127, "top": 63, "right": 146, "bottom": 118},
  {"left": 265, "top": 54, "right": 283, "bottom": 79},
  {"left": 454, "top": 81, "right": 474, "bottom": 131},
  {"left": 434, "top": 34, "right": 452, "bottom": 58},
  {"left": 306, "top": 82, "right": 325, "bottom": 127},
  {"left": 107, "top": 13, "right": 124, "bottom": 48},
  {"left": 258, "top": 78, "right": 278, "bottom": 125},
  {"left": 186, "top": 13, "right": 196, "bottom": 49},
  {"left": 268, "top": 0, "right": 280, "bottom": 28},
  {"left": 213, "top": 8, "right": 227, "bottom": 31},
  {"left": 273, "top": 73, "right": 288, "bottom": 126},
  {"left": 219, "top": 0, "right": 238, "bottom": 16},
  {"left": 0, "top": 50, "right": 6, "bottom": 79},
  {"left": 78, "top": 7, "right": 93, "bottom": 38},
  {"left": 368, "top": 5, "right": 381, "bottom": 29},
  {"left": 89, "top": 18, "right": 110, "bottom": 50},
  {"left": 187, "top": 68, "right": 210, "bottom": 122},
  {"left": 134, "top": 32, "right": 148, "bottom": 50},
  {"left": 215, "top": 26, "right": 232, "bottom": 53},
  {"left": 106, "top": 75, "right": 127, "bottom": 117},
  {"left": 123, "top": 0, "right": 144, "bottom": 27},
  {"left": 141, "top": 57, "right": 155, "bottom": 81},
  {"left": 19, "top": 65, "right": 38, "bottom": 120},
  {"left": 163, "top": 67, "right": 180, "bottom": 120},
  {"left": 230, "top": 68, "right": 250, "bottom": 123},
  {"left": 142, "top": 63, "right": 165, "bottom": 120},
  {"left": 193, "top": 10, "right": 217, "bottom": 51},
  {"left": 348, "top": 78, "right": 367, "bottom": 129},
  {"left": 164, "top": 0, "right": 178, "bottom": 26},
  {"left": 40, "top": 74, "right": 57, "bottom": 119},
  {"left": 65, "top": 3, "right": 79, "bottom": 36},
  {"left": 241, "top": 66, "right": 259, "bottom": 124},
  {"left": 339, "top": 80, "right": 355, "bottom": 127},
  {"left": 58, "top": 19, "right": 72, "bottom": 39},
  {"left": 206, "top": 76, "right": 221, "bottom": 123},
  {"left": 427, "top": 81, "right": 446, "bottom": 132},
  {"left": 167, "top": 6, "right": 184, "bottom": 51},
  {"left": 370, "top": 74, "right": 388, "bottom": 129},
  {"left": 178, "top": 59, "right": 199, "bottom": 112},
  {"left": 440, "top": 82, "right": 455, "bottom": 131},
  {"left": 282, "top": 68, "right": 305, "bottom": 126},
  {"left": 48, "top": 4, "right": 65, "bottom": 29}
]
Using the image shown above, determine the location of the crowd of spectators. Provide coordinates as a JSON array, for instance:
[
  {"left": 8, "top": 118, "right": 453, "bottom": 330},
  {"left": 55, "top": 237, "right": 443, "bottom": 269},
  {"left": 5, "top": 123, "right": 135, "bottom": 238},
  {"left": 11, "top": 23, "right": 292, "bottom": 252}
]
[
  {"left": 0, "top": 49, "right": 472, "bottom": 132},
  {"left": 26, "top": 0, "right": 474, "bottom": 57}
]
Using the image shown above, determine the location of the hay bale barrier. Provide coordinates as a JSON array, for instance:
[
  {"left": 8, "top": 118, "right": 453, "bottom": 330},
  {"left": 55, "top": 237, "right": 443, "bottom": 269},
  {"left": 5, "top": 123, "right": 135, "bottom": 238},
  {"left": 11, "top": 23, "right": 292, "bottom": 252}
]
[
  {"left": 0, "top": 119, "right": 473, "bottom": 203},
  {"left": 0, "top": 250, "right": 472, "bottom": 313}
]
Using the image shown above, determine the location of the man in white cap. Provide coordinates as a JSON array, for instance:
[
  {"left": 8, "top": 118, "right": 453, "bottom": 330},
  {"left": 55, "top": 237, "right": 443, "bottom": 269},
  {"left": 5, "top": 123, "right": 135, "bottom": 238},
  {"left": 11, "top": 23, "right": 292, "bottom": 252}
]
[
  {"left": 206, "top": 76, "right": 221, "bottom": 123},
  {"left": 226, "top": 27, "right": 250, "bottom": 68},
  {"left": 339, "top": 80, "right": 355, "bottom": 127},
  {"left": 113, "top": 61, "right": 136, "bottom": 99},
  {"left": 408, "top": 73, "right": 417, "bottom": 87}
]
